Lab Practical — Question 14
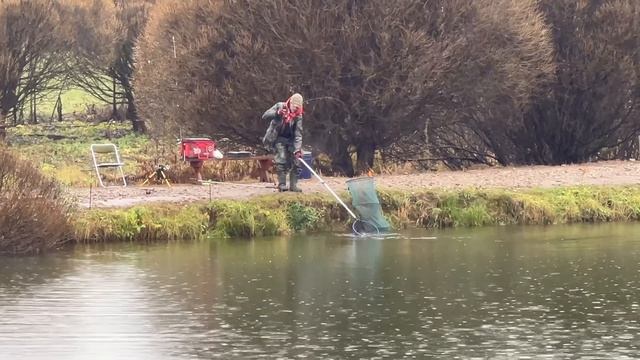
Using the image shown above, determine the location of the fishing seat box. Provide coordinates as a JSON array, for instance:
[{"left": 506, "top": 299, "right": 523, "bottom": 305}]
[{"left": 181, "top": 138, "right": 216, "bottom": 161}]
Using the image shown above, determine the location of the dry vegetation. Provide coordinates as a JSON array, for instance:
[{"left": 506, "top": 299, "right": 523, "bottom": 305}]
[
  {"left": 0, "top": 0, "right": 153, "bottom": 130},
  {"left": 0, "top": 146, "right": 74, "bottom": 255},
  {"left": 134, "top": 0, "right": 640, "bottom": 174},
  {"left": 2, "top": 0, "right": 640, "bottom": 174},
  {"left": 2, "top": 0, "right": 640, "bottom": 252}
]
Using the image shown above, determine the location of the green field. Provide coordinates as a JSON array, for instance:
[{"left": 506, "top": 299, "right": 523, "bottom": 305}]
[
  {"left": 37, "top": 88, "right": 103, "bottom": 118},
  {"left": 6, "top": 120, "right": 151, "bottom": 186}
]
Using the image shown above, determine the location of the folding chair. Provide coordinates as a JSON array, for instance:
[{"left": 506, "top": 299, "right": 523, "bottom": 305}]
[{"left": 91, "top": 143, "right": 127, "bottom": 187}]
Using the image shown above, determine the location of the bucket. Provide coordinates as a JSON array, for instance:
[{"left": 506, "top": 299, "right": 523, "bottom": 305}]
[{"left": 299, "top": 151, "right": 314, "bottom": 179}]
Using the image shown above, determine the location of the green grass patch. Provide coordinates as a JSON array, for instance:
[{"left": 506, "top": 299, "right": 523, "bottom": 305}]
[
  {"left": 5, "top": 120, "right": 272, "bottom": 187},
  {"left": 206, "top": 200, "right": 290, "bottom": 238},
  {"left": 72, "top": 194, "right": 354, "bottom": 243},
  {"left": 287, "top": 202, "right": 322, "bottom": 231},
  {"left": 379, "top": 186, "right": 640, "bottom": 230},
  {"left": 73, "top": 205, "right": 208, "bottom": 242},
  {"left": 6, "top": 120, "right": 153, "bottom": 186},
  {"left": 37, "top": 88, "right": 103, "bottom": 117},
  {"left": 70, "top": 185, "right": 640, "bottom": 243}
]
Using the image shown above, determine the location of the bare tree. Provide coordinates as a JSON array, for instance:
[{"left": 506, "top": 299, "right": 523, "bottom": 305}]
[
  {"left": 417, "top": 0, "right": 555, "bottom": 167},
  {"left": 414, "top": 0, "right": 640, "bottom": 167},
  {"left": 136, "top": 0, "right": 455, "bottom": 175},
  {"left": 63, "top": 0, "right": 153, "bottom": 131},
  {"left": 139, "top": 0, "right": 640, "bottom": 171},
  {"left": 113, "top": 0, "right": 155, "bottom": 132},
  {"left": 519, "top": 0, "right": 640, "bottom": 164},
  {"left": 0, "top": 0, "right": 72, "bottom": 125},
  {"left": 135, "top": 0, "right": 222, "bottom": 138},
  {"left": 61, "top": 0, "right": 122, "bottom": 117}
]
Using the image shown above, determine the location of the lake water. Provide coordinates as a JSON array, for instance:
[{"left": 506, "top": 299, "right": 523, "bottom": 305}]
[{"left": 1, "top": 224, "right": 640, "bottom": 359}]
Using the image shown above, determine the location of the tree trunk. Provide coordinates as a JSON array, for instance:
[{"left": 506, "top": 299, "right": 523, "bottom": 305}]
[
  {"left": 132, "top": 118, "right": 146, "bottom": 133},
  {"left": 330, "top": 141, "right": 354, "bottom": 177},
  {"left": 126, "top": 89, "right": 145, "bottom": 133},
  {"left": 331, "top": 152, "right": 354, "bottom": 177},
  {"left": 355, "top": 142, "right": 375, "bottom": 175},
  {"left": 31, "top": 95, "right": 37, "bottom": 124},
  {"left": 57, "top": 95, "right": 63, "bottom": 122},
  {"left": 111, "top": 76, "right": 121, "bottom": 121},
  {"left": 0, "top": 111, "right": 6, "bottom": 142}
]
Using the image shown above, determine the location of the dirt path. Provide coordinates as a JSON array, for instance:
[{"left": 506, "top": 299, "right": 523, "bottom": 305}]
[{"left": 69, "top": 160, "right": 640, "bottom": 209}]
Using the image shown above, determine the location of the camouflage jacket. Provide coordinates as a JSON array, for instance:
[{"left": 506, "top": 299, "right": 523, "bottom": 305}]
[{"left": 261, "top": 102, "right": 303, "bottom": 152}]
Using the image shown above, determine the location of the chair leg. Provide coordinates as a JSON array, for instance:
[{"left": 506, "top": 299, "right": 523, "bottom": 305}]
[
  {"left": 93, "top": 162, "right": 105, "bottom": 188},
  {"left": 118, "top": 166, "right": 127, "bottom": 187},
  {"left": 95, "top": 168, "right": 106, "bottom": 187}
]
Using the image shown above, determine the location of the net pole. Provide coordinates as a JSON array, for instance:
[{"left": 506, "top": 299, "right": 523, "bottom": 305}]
[{"left": 299, "top": 158, "right": 359, "bottom": 220}]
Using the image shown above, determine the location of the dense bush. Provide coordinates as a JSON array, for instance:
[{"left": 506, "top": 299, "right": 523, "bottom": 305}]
[
  {"left": 4, "top": 0, "right": 640, "bottom": 172},
  {"left": 0, "top": 146, "right": 73, "bottom": 255},
  {"left": 393, "top": 0, "right": 640, "bottom": 168},
  {"left": 519, "top": 0, "right": 640, "bottom": 164},
  {"left": 134, "top": 0, "right": 555, "bottom": 174}
]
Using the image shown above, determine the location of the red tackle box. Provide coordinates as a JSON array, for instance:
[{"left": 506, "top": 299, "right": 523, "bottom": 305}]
[{"left": 180, "top": 138, "right": 216, "bottom": 161}]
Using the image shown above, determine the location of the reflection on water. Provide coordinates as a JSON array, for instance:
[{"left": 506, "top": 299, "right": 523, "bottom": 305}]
[{"left": 1, "top": 224, "right": 640, "bottom": 359}]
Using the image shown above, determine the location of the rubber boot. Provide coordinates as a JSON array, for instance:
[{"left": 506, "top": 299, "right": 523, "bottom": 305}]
[
  {"left": 289, "top": 171, "right": 302, "bottom": 192},
  {"left": 277, "top": 171, "right": 288, "bottom": 192}
]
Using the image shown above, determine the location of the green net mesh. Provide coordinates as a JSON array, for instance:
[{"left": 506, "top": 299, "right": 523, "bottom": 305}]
[{"left": 346, "top": 177, "right": 391, "bottom": 232}]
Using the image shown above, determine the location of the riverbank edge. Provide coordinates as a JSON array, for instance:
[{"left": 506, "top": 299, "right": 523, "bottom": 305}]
[{"left": 71, "top": 185, "right": 640, "bottom": 243}]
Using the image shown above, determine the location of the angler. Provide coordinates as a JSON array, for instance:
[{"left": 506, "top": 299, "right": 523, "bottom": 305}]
[{"left": 261, "top": 93, "right": 305, "bottom": 192}]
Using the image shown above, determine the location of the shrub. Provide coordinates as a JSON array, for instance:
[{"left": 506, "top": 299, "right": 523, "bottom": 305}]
[
  {"left": 0, "top": 146, "right": 74, "bottom": 255},
  {"left": 287, "top": 202, "right": 321, "bottom": 232}
]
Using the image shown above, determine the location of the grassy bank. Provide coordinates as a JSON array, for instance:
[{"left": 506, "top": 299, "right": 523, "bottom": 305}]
[
  {"left": 72, "top": 185, "right": 640, "bottom": 243},
  {"left": 73, "top": 193, "right": 349, "bottom": 242}
]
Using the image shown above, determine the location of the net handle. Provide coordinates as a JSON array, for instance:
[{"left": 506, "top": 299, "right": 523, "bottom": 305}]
[{"left": 298, "top": 158, "right": 358, "bottom": 220}]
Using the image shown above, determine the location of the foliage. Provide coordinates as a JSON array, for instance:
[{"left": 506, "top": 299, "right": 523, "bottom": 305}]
[
  {"left": 74, "top": 204, "right": 207, "bottom": 242},
  {"left": 6, "top": 120, "right": 150, "bottom": 186},
  {"left": 67, "top": 185, "right": 640, "bottom": 245},
  {"left": 287, "top": 202, "right": 321, "bottom": 231},
  {"left": 519, "top": 0, "right": 640, "bottom": 164},
  {"left": 206, "top": 200, "right": 290, "bottom": 238},
  {"left": 135, "top": 0, "right": 557, "bottom": 174},
  {"left": 0, "top": 146, "right": 74, "bottom": 255},
  {"left": 380, "top": 186, "right": 640, "bottom": 229}
]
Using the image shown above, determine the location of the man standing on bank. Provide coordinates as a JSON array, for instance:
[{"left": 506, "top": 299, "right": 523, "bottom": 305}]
[{"left": 262, "top": 93, "right": 305, "bottom": 192}]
